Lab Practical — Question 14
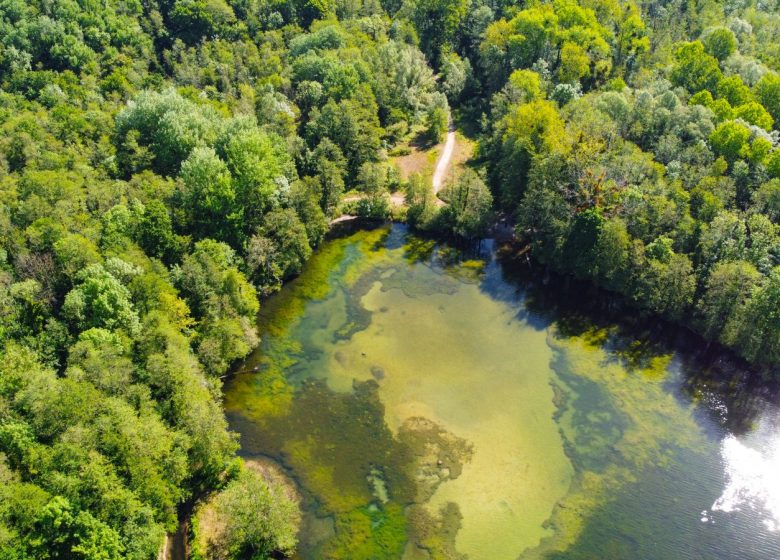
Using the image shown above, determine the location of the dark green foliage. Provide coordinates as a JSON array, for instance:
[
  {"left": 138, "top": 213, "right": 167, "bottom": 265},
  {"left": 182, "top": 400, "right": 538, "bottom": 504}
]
[
  {"left": 257, "top": 209, "right": 313, "bottom": 281},
  {"left": 439, "top": 170, "right": 493, "bottom": 239},
  {"left": 561, "top": 209, "right": 604, "bottom": 279}
]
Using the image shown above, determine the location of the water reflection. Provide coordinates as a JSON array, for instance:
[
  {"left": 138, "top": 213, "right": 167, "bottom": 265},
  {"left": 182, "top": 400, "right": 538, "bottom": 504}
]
[
  {"left": 225, "top": 224, "right": 780, "bottom": 559},
  {"left": 712, "top": 414, "right": 780, "bottom": 532}
]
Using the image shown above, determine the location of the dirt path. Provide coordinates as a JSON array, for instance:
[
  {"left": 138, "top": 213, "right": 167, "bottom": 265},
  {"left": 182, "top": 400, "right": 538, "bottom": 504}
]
[
  {"left": 333, "top": 125, "right": 457, "bottom": 223},
  {"left": 432, "top": 123, "right": 456, "bottom": 195}
]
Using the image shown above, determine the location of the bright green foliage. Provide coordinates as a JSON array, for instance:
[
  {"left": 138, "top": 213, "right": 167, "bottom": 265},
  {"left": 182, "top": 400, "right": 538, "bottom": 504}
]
[
  {"left": 671, "top": 41, "right": 723, "bottom": 93},
  {"left": 0, "top": 3, "right": 442, "bottom": 556},
  {"left": 372, "top": 41, "right": 439, "bottom": 125},
  {"left": 179, "top": 147, "right": 238, "bottom": 243},
  {"left": 3, "top": 0, "right": 780, "bottom": 553},
  {"left": 405, "top": 174, "right": 440, "bottom": 230},
  {"left": 174, "top": 240, "right": 259, "bottom": 321},
  {"left": 28, "top": 496, "right": 124, "bottom": 560},
  {"left": 115, "top": 90, "right": 220, "bottom": 177},
  {"left": 698, "top": 211, "right": 747, "bottom": 269},
  {"left": 612, "top": 2, "right": 649, "bottom": 68},
  {"left": 440, "top": 52, "right": 471, "bottom": 103},
  {"left": 734, "top": 101, "right": 774, "bottom": 130},
  {"left": 290, "top": 178, "right": 329, "bottom": 248},
  {"left": 490, "top": 99, "right": 567, "bottom": 207},
  {"left": 753, "top": 178, "right": 780, "bottom": 219},
  {"left": 62, "top": 265, "right": 140, "bottom": 335},
  {"left": 768, "top": 151, "right": 780, "bottom": 179},
  {"left": 715, "top": 76, "right": 753, "bottom": 107},
  {"left": 690, "top": 90, "right": 734, "bottom": 121},
  {"left": 506, "top": 70, "right": 544, "bottom": 103},
  {"left": 312, "top": 140, "right": 347, "bottom": 216},
  {"left": 479, "top": 0, "right": 612, "bottom": 91},
  {"left": 217, "top": 126, "right": 289, "bottom": 228},
  {"left": 306, "top": 96, "right": 383, "bottom": 184},
  {"left": 698, "top": 260, "right": 761, "bottom": 340},
  {"left": 639, "top": 252, "right": 696, "bottom": 321},
  {"left": 593, "top": 217, "right": 631, "bottom": 291},
  {"left": 724, "top": 266, "right": 780, "bottom": 364},
  {"left": 709, "top": 120, "right": 751, "bottom": 161},
  {"left": 136, "top": 200, "right": 184, "bottom": 264},
  {"left": 174, "top": 240, "right": 259, "bottom": 376}
]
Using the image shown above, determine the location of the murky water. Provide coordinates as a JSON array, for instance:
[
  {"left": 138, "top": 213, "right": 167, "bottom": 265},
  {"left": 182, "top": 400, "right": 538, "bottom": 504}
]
[{"left": 224, "top": 224, "right": 780, "bottom": 560}]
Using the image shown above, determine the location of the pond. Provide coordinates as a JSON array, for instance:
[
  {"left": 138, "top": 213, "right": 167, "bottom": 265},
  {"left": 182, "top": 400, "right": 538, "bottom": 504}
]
[{"left": 223, "top": 223, "right": 780, "bottom": 560}]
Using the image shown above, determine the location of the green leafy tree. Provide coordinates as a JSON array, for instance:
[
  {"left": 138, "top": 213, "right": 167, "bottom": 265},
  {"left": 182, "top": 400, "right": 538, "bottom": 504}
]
[
  {"left": 561, "top": 208, "right": 605, "bottom": 278},
  {"left": 698, "top": 260, "right": 762, "bottom": 346},
  {"left": 715, "top": 76, "right": 753, "bottom": 107},
  {"left": 53, "top": 234, "right": 102, "bottom": 282},
  {"left": 179, "top": 146, "right": 239, "bottom": 243},
  {"left": 115, "top": 90, "right": 220, "bottom": 177},
  {"left": 734, "top": 102, "right": 774, "bottom": 131},
  {"left": 169, "top": 0, "right": 237, "bottom": 44},
  {"left": 491, "top": 99, "right": 567, "bottom": 207},
  {"left": 724, "top": 266, "right": 780, "bottom": 364},
  {"left": 698, "top": 211, "right": 747, "bottom": 269},
  {"left": 217, "top": 127, "right": 290, "bottom": 231},
  {"left": 670, "top": 41, "right": 722, "bottom": 93},
  {"left": 752, "top": 178, "right": 780, "bottom": 221},
  {"left": 28, "top": 496, "right": 124, "bottom": 560},
  {"left": 405, "top": 173, "right": 439, "bottom": 230},
  {"left": 426, "top": 94, "right": 450, "bottom": 144},
  {"left": 257, "top": 208, "right": 313, "bottom": 281},
  {"left": 593, "top": 217, "right": 631, "bottom": 291},
  {"left": 313, "top": 140, "right": 347, "bottom": 216},
  {"left": 136, "top": 199, "right": 184, "bottom": 264},
  {"left": 192, "top": 466, "right": 300, "bottom": 559},
  {"left": 639, "top": 252, "right": 696, "bottom": 320},
  {"left": 755, "top": 73, "right": 780, "bottom": 125},
  {"left": 175, "top": 239, "right": 259, "bottom": 321},
  {"left": 440, "top": 170, "right": 493, "bottom": 239},
  {"left": 702, "top": 27, "right": 737, "bottom": 61},
  {"left": 709, "top": 120, "right": 750, "bottom": 161},
  {"left": 306, "top": 96, "right": 383, "bottom": 184},
  {"left": 62, "top": 265, "right": 140, "bottom": 335},
  {"left": 173, "top": 240, "right": 259, "bottom": 375},
  {"left": 291, "top": 178, "right": 329, "bottom": 248},
  {"left": 407, "top": 0, "right": 468, "bottom": 66}
]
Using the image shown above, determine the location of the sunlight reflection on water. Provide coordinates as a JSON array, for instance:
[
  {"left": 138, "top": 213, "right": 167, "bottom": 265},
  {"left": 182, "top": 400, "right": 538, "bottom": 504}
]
[{"left": 712, "top": 415, "right": 780, "bottom": 532}]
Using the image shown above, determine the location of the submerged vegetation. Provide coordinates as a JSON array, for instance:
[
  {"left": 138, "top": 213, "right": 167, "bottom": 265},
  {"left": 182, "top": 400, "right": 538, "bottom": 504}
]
[
  {"left": 1, "top": 0, "right": 780, "bottom": 556},
  {"left": 224, "top": 225, "right": 780, "bottom": 559}
]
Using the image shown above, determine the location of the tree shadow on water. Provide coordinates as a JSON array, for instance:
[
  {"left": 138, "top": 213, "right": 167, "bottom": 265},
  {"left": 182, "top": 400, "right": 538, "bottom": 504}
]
[{"left": 493, "top": 250, "right": 780, "bottom": 439}]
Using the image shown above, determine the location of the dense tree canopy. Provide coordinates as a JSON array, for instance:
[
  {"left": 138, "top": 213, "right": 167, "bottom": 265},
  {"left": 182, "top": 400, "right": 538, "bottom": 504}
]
[
  {"left": 3, "top": 0, "right": 780, "bottom": 556},
  {"left": 473, "top": 0, "right": 780, "bottom": 369}
]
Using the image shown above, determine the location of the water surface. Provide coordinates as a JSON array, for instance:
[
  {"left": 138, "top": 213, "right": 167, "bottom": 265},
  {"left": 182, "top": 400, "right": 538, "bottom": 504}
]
[{"left": 224, "top": 224, "right": 780, "bottom": 559}]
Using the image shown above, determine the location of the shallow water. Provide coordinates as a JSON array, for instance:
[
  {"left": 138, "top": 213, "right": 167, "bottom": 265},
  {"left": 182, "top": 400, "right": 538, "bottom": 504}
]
[{"left": 224, "top": 224, "right": 780, "bottom": 560}]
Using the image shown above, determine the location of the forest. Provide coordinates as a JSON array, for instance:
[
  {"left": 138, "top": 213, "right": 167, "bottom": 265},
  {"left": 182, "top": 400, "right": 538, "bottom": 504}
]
[{"left": 0, "top": 0, "right": 779, "bottom": 556}]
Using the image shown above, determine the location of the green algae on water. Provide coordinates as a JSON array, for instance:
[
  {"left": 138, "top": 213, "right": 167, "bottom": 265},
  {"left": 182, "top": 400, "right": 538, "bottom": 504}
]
[{"left": 224, "top": 225, "right": 780, "bottom": 560}]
